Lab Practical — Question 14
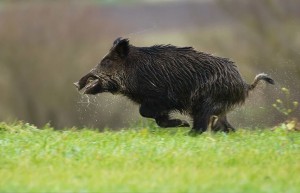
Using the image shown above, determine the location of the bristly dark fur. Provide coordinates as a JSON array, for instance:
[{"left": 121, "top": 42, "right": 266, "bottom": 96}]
[{"left": 75, "top": 37, "right": 274, "bottom": 135}]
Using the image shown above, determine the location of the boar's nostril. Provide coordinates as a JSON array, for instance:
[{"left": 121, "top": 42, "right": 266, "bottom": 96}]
[{"left": 73, "top": 82, "right": 80, "bottom": 89}]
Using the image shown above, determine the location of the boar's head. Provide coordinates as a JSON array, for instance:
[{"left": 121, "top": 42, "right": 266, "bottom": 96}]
[{"left": 74, "top": 38, "right": 129, "bottom": 95}]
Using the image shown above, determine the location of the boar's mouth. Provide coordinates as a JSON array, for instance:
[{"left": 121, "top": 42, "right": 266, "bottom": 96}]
[{"left": 74, "top": 74, "right": 103, "bottom": 95}]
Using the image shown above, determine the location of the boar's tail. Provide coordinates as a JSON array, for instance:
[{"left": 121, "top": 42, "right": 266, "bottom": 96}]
[{"left": 248, "top": 73, "right": 275, "bottom": 91}]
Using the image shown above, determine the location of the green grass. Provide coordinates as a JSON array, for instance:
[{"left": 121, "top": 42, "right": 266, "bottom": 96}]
[{"left": 0, "top": 122, "right": 300, "bottom": 193}]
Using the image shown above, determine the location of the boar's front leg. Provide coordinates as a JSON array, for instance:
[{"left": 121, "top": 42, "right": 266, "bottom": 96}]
[
  {"left": 155, "top": 114, "right": 190, "bottom": 128},
  {"left": 139, "top": 103, "right": 190, "bottom": 128}
]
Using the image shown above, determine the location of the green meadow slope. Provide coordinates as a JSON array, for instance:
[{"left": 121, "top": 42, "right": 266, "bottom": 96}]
[{"left": 0, "top": 122, "right": 299, "bottom": 193}]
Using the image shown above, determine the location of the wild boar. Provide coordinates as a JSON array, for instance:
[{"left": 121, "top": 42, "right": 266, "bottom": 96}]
[{"left": 74, "top": 37, "right": 274, "bottom": 135}]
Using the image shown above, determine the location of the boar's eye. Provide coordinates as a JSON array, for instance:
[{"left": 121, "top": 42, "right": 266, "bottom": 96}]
[{"left": 101, "top": 59, "right": 113, "bottom": 68}]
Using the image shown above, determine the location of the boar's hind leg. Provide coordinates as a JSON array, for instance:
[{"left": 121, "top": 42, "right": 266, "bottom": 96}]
[
  {"left": 212, "top": 115, "right": 235, "bottom": 133},
  {"left": 189, "top": 111, "right": 211, "bottom": 135},
  {"left": 139, "top": 104, "right": 189, "bottom": 128}
]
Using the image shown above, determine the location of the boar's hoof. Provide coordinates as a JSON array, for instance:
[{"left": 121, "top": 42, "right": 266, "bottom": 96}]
[
  {"left": 188, "top": 129, "right": 203, "bottom": 136},
  {"left": 180, "top": 120, "right": 190, "bottom": 127}
]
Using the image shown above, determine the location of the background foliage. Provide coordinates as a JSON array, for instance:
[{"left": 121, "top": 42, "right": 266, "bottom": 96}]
[{"left": 0, "top": 0, "right": 299, "bottom": 129}]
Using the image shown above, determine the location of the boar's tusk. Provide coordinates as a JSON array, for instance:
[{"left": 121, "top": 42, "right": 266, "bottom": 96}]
[{"left": 73, "top": 82, "right": 80, "bottom": 89}]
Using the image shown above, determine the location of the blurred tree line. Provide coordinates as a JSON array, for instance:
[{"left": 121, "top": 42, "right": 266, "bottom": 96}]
[
  {"left": 216, "top": 0, "right": 300, "bottom": 126},
  {"left": 0, "top": 0, "right": 299, "bottom": 129},
  {"left": 0, "top": 2, "right": 138, "bottom": 129}
]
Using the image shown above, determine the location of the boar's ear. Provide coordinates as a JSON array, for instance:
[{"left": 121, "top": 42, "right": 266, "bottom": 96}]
[{"left": 111, "top": 38, "right": 130, "bottom": 59}]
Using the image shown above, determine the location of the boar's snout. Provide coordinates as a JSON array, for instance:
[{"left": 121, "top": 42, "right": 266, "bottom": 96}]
[{"left": 74, "top": 73, "right": 103, "bottom": 95}]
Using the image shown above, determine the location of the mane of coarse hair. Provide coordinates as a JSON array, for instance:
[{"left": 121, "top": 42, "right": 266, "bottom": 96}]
[{"left": 134, "top": 44, "right": 197, "bottom": 56}]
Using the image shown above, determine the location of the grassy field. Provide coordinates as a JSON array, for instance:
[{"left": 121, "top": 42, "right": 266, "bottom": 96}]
[{"left": 0, "top": 122, "right": 299, "bottom": 193}]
